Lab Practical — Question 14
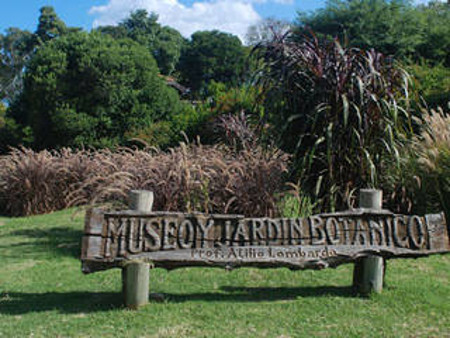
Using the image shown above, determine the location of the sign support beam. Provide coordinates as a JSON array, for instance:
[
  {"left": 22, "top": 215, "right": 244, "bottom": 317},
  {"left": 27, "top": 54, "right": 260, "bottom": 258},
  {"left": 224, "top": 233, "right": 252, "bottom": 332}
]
[
  {"left": 353, "top": 189, "right": 385, "bottom": 294},
  {"left": 123, "top": 190, "right": 153, "bottom": 309}
]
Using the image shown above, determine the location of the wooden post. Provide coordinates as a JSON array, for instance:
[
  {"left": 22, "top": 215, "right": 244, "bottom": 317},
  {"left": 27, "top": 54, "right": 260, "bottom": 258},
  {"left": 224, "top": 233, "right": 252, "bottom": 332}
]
[
  {"left": 128, "top": 190, "right": 154, "bottom": 213},
  {"left": 353, "top": 189, "right": 385, "bottom": 295},
  {"left": 122, "top": 190, "right": 153, "bottom": 309},
  {"left": 124, "top": 262, "right": 150, "bottom": 309}
]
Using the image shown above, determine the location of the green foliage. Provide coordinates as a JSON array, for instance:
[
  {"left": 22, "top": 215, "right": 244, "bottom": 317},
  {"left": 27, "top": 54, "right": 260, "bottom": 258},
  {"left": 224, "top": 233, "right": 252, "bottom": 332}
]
[
  {"left": 296, "top": 0, "right": 450, "bottom": 65},
  {"left": 407, "top": 61, "right": 450, "bottom": 108},
  {"left": 279, "top": 182, "right": 315, "bottom": 218},
  {"left": 254, "top": 31, "right": 420, "bottom": 211},
  {"left": 206, "top": 82, "right": 264, "bottom": 118},
  {"left": 0, "top": 102, "right": 5, "bottom": 128},
  {"left": 415, "top": 1, "right": 450, "bottom": 66},
  {"left": 0, "top": 28, "right": 34, "bottom": 101},
  {"left": 124, "top": 121, "right": 176, "bottom": 149},
  {"left": 154, "top": 26, "right": 186, "bottom": 75},
  {"left": 0, "top": 118, "right": 33, "bottom": 153},
  {"left": 0, "top": 102, "right": 34, "bottom": 152},
  {"left": 1, "top": 7, "right": 80, "bottom": 105},
  {"left": 35, "top": 6, "right": 68, "bottom": 45},
  {"left": 185, "top": 82, "right": 265, "bottom": 144},
  {"left": 382, "top": 108, "right": 450, "bottom": 218},
  {"left": 178, "top": 30, "right": 247, "bottom": 95},
  {"left": 8, "top": 31, "right": 185, "bottom": 149},
  {"left": 97, "top": 10, "right": 186, "bottom": 75}
]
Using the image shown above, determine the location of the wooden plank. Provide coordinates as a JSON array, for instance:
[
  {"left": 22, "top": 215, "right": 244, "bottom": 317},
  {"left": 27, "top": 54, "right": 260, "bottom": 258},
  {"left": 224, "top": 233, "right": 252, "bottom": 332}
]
[
  {"left": 84, "top": 208, "right": 105, "bottom": 236},
  {"left": 81, "top": 235, "right": 104, "bottom": 260},
  {"left": 80, "top": 209, "right": 450, "bottom": 274},
  {"left": 426, "top": 213, "right": 448, "bottom": 251},
  {"left": 82, "top": 243, "right": 448, "bottom": 272}
]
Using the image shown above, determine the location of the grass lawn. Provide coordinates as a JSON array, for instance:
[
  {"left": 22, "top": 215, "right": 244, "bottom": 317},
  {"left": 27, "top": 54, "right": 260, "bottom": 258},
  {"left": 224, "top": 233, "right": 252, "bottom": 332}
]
[{"left": 0, "top": 209, "right": 449, "bottom": 337}]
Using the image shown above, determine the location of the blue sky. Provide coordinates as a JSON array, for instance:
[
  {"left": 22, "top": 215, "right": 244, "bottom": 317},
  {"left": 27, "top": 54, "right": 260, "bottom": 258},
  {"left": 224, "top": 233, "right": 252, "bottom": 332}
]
[
  {"left": 0, "top": 0, "right": 327, "bottom": 40},
  {"left": 0, "top": 0, "right": 438, "bottom": 41}
]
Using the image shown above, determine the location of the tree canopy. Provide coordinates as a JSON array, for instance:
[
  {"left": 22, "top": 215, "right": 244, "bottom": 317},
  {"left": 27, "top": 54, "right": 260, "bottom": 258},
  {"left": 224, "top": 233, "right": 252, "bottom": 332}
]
[
  {"left": 178, "top": 30, "right": 247, "bottom": 95},
  {"left": 245, "top": 18, "right": 291, "bottom": 46},
  {"left": 35, "top": 6, "right": 69, "bottom": 45},
  {"left": 97, "top": 10, "right": 186, "bottom": 75},
  {"left": 0, "top": 28, "right": 34, "bottom": 101},
  {"left": 1, "top": 6, "right": 75, "bottom": 103},
  {"left": 8, "top": 31, "right": 186, "bottom": 149},
  {"left": 295, "top": 0, "right": 449, "bottom": 65}
]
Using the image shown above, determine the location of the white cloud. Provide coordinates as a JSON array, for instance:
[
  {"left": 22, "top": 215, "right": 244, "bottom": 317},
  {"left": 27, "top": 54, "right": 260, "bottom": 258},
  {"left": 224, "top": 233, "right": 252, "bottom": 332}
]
[{"left": 89, "top": 0, "right": 270, "bottom": 41}]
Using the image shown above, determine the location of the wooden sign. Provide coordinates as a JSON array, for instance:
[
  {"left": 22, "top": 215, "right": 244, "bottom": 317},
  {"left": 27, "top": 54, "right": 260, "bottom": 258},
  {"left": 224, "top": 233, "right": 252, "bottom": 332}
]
[{"left": 81, "top": 208, "right": 449, "bottom": 273}]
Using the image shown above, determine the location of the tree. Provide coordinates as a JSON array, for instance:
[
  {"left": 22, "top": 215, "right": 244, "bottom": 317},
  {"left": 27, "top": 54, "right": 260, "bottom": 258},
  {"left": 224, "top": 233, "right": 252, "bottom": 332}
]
[
  {"left": 96, "top": 25, "right": 127, "bottom": 40},
  {"left": 35, "top": 6, "right": 68, "bottom": 45},
  {"left": 415, "top": 1, "right": 450, "bottom": 66},
  {"left": 1, "top": 7, "right": 80, "bottom": 103},
  {"left": 245, "top": 18, "right": 291, "bottom": 46},
  {"left": 8, "top": 32, "right": 186, "bottom": 149},
  {"left": 97, "top": 10, "right": 185, "bottom": 75},
  {"left": 295, "top": 0, "right": 425, "bottom": 60},
  {"left": 0, "top": 28, "right": 34, "bottom": 101},
  {"left": 178, "top": 30, "right": 247, "bottom": 95},
  {"left": 153, "top": 26, "right": 185, "bottom": 75}
]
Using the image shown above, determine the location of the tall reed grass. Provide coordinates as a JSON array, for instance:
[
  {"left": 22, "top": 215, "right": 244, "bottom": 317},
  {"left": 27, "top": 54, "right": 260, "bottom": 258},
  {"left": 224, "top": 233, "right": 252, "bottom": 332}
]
[
  {"left": 382, "top": 107, "right": 450, "bottom": 217},
  {"left": 0, "top": 143, "right": 289, "bottom": 217}
]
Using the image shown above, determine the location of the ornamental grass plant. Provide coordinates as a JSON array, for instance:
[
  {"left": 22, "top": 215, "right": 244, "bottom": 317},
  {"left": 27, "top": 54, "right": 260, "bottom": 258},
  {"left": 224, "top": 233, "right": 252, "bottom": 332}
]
[
  {"left": 382, "top": 107, "right": 450, "bottom": 217},
  {"left": 0, "top": 142, "right": 289, "bottom": 217},
  {"left": 253, "top": 30, "right": 421, "bottom": 212}
]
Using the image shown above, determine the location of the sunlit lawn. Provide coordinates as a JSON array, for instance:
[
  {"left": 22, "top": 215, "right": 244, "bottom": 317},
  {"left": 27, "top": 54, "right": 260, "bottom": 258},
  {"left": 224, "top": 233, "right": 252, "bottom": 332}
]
[{"left": 0, "top": 209, "right": 449, "bottom": 337}]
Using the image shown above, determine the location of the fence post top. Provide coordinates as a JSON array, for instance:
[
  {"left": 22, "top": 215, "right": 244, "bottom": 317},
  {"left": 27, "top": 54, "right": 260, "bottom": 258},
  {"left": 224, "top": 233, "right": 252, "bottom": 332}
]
[
  {"left": 128, "top": 190, "right": 154, "bottom": 212},
  {"left": 359, "top": 189, "right": 383, "bottom": 210}
]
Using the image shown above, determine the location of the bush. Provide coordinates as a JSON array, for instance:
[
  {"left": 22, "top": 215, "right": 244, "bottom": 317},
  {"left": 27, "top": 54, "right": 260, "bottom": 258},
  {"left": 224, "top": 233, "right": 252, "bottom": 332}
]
[
  {"left": 407, "top": 61, "right": 450, "bottom": 109},
  {"left": 7, "top": 31, "right": 186, "bottom": 149},
  {"left": 185, "top": 82, "right": 265, "bottom": 146},
  {"left": 0, "top": 143, "right": 290, "bottom": 217}
]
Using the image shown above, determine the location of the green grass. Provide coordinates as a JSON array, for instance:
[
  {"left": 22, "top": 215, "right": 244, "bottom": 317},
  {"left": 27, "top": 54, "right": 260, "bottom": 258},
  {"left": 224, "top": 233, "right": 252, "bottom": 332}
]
[{"left": 0, "top": 210, "right": 449, "bottom": 337}]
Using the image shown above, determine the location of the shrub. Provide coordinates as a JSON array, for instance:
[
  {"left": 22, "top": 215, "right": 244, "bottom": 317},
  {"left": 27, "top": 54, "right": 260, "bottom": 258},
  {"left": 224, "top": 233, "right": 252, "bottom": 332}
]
[
  {"left": 407, "top": 61, "right": 450, "bottom": 109},
  {"left": 7, "top": 31, "right": 186, "bottom": 149},
  {"left": 0, "top": 143, "right": 289, "bottom": 217},
  {"left": 187, "top": 83, "right": 265, "bottom": 146}
]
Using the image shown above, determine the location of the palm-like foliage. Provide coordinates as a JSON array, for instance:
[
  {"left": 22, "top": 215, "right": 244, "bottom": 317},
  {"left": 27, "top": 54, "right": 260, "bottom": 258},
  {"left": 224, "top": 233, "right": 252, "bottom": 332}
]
[{"left": 254, "top": 30, "right": 420, "bottom": 211}]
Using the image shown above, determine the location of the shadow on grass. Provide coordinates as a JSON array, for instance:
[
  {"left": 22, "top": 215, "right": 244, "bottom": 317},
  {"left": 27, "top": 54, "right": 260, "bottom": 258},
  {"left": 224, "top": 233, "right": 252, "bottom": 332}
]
[
  {"left": 0, "top": 291, "right": 122, "bottom": 315},
  {"left": 1, "top": 227, "right": 82, "bottom": 259},
  {"left": 0, "top": 285, "right": 356, "bottom": 314},
  {"left": 165, "top": 285, "right": 354, "bottom": 303}
]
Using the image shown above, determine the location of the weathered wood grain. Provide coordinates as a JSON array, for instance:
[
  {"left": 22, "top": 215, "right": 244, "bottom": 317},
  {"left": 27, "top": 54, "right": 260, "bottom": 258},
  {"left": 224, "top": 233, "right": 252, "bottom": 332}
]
[
  {"left": 353, "top": 189, "right": 385, "bottom": 294},
  {"left": 81, "top": 209, "right": 449, "bottom": 273},
  {"left": 122, "top": 190, "right": 152, "bottom": 309}
]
